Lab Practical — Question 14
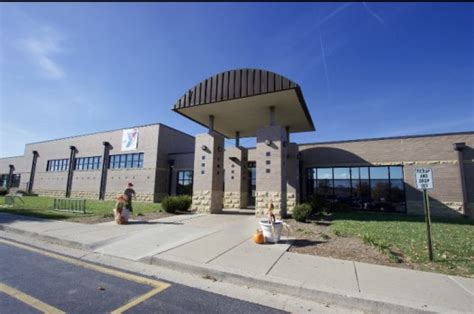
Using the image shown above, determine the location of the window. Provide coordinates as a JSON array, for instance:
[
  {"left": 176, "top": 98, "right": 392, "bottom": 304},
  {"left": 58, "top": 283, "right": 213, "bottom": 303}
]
[
  {"left": 75, "top": 156, "right": 101, "bottom": 170},
  {"left": 176, "top": 170, "right": 193, "bottom": 195},
  {"left": 0, "top": 174, "right": 20, "bottom": 188},
  {"left": 334, "top": 168, "right": 351, "bottom": 199},
  {"left": 305, "top": 166, "right": 406, "bottom": 212},
  {"left": 317, "top": 168, "right": 333, "bottom": 197},
  {"left": 10, "top": 174, "right": 20, "bottom": 188},
  {"left": 46, "top": 159, "right": 69, "bottom": 172},
  {"left": 0, "top": 174, "right": 8, "bottom": 188},
  {"left": 370, "top": 167, "right": 390, "bottom": 203},
  {"left": 108, "top": 153, "right": 144, "bottom": 169}
]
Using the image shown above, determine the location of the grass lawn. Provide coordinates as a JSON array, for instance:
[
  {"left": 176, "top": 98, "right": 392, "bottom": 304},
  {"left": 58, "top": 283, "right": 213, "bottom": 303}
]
[
  {"left": 329, "top": 211, "right": 474, "bottom": 277},
  {"left": 0, "top": 196, "right": 162, "bottom": 221}
]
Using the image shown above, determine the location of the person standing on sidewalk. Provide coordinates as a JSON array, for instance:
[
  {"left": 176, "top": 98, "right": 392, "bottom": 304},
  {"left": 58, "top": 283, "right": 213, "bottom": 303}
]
[{"left": 123, "top": 182, "right": 136, "bottom": 213}]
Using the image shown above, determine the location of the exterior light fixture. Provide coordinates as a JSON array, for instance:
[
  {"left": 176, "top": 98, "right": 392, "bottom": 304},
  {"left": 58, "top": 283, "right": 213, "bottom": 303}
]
[
  {"left": 201, "top": 145, "right": 208, "bottom": 151},
  {"left": 265, "top": 140, "right": 272, "bottom": 146}
]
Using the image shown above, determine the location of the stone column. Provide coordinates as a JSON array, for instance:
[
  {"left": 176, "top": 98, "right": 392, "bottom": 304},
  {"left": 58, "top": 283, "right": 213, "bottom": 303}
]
[
  {"left": 191, "top": 131, "right": 224, "bottom": 213},
  {"left": 255, "top": 126, "right": 288, "bottom": 217},
  {"left": 286, "top": 143, "right": 299, "bottom": 213},
  {"left": 453, "top": 142, "right": 469, "bottom": 216},
  {"left": 28, "top": 151, "right": 39, "bottom": 194},
  {"left": 223, "top": 146, "right": 248, "bottom": 209}
]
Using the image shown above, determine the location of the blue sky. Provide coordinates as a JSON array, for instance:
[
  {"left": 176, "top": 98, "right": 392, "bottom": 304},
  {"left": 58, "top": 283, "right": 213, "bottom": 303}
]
[{"left": 1, "top": 3, "right": 473, "bottom": 157}]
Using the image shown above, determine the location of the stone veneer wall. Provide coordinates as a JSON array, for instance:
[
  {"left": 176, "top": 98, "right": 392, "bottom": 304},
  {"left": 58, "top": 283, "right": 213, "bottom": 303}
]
[
  {"left": 287, "top": 192, "right": 296, "bottom": 213},
  {"left": 406, "top": 201, "right": 467, "bottom": 217},
  {"left": 36, "top": 190, "right": 155, "bottom": 202},
  {"left": 192, "top": 190, "right": 223, "bottom": 214},
  {"left": 256, "top": 191, "right": 284, "bottom": 217},
  {"left": 223, "top": 191, "right": 248, "bottom": 209},
  {"left": 35, "top": 190, "right": 65, "bottom": 198},
  {"left": 70, "top": 191, "right": 100, "bottom": 199}
]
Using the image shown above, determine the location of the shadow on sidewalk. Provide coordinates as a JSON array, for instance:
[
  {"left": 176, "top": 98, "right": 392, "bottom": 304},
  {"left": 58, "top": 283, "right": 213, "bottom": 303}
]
[{"left": 126, "top": 221, "right": 183, "bottom": 225}]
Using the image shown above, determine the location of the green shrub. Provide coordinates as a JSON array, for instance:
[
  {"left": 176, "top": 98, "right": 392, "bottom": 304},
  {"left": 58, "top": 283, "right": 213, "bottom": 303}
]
[
  {"left": 292, "top": 203, "right": 312, "bottom": 222},
  {"left": 0, "top": 188, "right": 8, "bottom": 196},
  {"left": 161, "top": 195, "right": 192, "bottom": 213}
]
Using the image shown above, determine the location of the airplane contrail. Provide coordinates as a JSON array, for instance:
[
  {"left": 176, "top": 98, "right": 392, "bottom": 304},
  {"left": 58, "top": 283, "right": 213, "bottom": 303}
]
[
  {"left": 363, "top": 2, "right": 386, "bottom": 27},
  {"left": 318, "top": 27, "right": 331, "bottom": 100}
]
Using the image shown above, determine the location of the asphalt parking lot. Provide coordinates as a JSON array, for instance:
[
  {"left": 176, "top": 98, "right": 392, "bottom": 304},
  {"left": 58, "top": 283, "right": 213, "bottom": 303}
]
[{"left": 0, "top": 239, "right": 285, "bottom": 313}]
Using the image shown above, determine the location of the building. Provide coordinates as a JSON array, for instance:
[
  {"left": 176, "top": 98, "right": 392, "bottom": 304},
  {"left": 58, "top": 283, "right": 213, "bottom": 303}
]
[
  {"left": 1, "top": 69, "right": 473, "bottom": 218},
  {"left": 0, "top": 123, "right": 195, "bottom": 203}
]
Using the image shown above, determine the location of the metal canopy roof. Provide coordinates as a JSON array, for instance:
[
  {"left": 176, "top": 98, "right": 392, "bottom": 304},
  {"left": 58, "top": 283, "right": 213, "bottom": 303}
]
[{"left": 173, "top": 69, "right": 315, "bottom": 138}]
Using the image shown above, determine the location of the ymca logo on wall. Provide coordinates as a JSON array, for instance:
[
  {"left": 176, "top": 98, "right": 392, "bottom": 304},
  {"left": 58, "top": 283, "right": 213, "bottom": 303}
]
[{"left": 121, "top": 128, "right": 139, "bottom": 151}]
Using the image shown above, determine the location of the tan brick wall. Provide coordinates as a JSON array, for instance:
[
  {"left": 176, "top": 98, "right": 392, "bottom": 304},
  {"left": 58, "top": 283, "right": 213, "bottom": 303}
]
[{"left": 299, "top": 133, "right": 474, "bottom": 217}]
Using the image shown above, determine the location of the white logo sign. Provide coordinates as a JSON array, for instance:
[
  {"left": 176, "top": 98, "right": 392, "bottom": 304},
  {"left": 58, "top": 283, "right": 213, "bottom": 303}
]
[
  {"left": 121, "top": 128, "right": 139, "bottom": 151},
  {"left": 415, "top": 168, "right": 433, "bottom": 190}
]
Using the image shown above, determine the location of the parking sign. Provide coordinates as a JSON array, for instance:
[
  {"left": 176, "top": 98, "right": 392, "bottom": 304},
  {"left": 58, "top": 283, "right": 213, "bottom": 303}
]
[{"left": 415, "top": 168, "right": 433, "bottom": 190}]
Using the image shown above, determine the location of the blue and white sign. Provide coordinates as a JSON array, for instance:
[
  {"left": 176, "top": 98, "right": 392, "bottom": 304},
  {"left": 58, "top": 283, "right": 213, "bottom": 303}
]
[
  {"left": 415, "top": 168, "right": 433, "bottom": 190},
  {"left": 121, "top": 128, "right": 139, "bottom": 151}
]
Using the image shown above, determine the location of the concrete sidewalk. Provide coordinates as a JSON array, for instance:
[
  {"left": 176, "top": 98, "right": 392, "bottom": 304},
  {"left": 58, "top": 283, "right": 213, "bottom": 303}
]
[{"left": 1, "top": 212, "right": 473, "bottom": 313}]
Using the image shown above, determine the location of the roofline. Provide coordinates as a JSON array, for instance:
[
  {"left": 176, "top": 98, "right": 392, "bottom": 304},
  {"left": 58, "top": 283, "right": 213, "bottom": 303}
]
[
  {"left": 158, "top": 123, "right": 195, "bottom": 140},
  {"left": 25, "top": 122, "right": 194, "bottom": 146},
  {"left": 298, "top": 130, "right": 474, "bottom": 147},
  {"left": 0, "top": 155, "right": 25, "bottom": 160},
  {"left": 294, "top": 86, "right": 316, "bottom": 132},
  {"left": 172, "top": 107, "right": 229, "bottom": 138},
  {"left": 173, "top": 87, "right": 315, "bottom": 137}
]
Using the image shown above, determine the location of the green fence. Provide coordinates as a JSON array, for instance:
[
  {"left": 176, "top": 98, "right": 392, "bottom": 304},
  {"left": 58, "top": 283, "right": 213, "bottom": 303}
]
[{"left": 53, "top": 198, "right": 87, "bottom": 214}]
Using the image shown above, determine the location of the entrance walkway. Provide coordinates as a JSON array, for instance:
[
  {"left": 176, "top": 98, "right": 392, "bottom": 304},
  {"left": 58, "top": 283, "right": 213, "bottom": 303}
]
[{"left": 0, "top": 212, "right": 473, "bottom": 313}]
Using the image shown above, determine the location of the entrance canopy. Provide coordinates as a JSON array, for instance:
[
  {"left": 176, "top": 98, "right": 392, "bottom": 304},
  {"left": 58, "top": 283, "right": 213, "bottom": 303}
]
[{"left": 173, "top": 69, "right": 315, "bottom": 138}]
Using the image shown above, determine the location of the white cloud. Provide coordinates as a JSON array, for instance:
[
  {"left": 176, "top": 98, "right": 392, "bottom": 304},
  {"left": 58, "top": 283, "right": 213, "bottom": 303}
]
[{"left": 19, "top": 27, "right": 66, "bottom": 79}]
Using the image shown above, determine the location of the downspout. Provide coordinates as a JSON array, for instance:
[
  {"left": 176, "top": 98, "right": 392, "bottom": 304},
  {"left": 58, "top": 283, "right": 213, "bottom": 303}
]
[
  {"left": 453, "top": 142, "right": 469, "bottom": 217},
  {"left": 7, "top": 165, "right": 15, "bottom": 191},
  {"left": 99, "top": 142, "right": 112, "bottom": 200},
  {"left": 168, "top": 160, "right": 175, "bottom": 196},
  {"left": 65, "top": 146, "right": 77, "bottom": 198},
  {"left": 28, "top": 151, "right": 39, "bottom": 194}
]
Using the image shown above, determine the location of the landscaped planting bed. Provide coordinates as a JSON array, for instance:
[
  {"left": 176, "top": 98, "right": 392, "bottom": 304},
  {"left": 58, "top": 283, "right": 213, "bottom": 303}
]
[{"left": 287, "top": 211, "right": 473, "bottom": 277}]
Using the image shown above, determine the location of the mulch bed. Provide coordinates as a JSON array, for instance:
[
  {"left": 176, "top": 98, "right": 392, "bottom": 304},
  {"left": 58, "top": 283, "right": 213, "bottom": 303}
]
[{"left": 286, "top": 219, "right": 413, "bottom": 269}]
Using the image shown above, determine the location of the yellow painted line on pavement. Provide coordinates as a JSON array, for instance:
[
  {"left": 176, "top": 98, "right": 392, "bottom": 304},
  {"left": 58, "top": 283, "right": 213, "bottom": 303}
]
[
  {"left": 0, "top": 238, "right": 171, "bottom": 313},
  {"left": 111, "top": 286, "right": 167, "bottom": 314},
  {"left": 0, "top": 283, "right": 65, "bottom": 314}
]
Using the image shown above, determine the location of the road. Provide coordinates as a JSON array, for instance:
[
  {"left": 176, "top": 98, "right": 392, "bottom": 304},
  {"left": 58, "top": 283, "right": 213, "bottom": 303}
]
[{"left": 0, "top": 239, "right": 285, "bottom": 313}]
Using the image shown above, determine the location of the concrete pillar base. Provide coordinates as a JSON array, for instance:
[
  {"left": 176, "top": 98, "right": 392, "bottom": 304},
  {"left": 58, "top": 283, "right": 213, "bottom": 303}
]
[
  {"left": 192, "top": 190, "right": 224, "bottom": 214},
  {"left": 223, "top": 192, "right": 249, "bottom": 209}
]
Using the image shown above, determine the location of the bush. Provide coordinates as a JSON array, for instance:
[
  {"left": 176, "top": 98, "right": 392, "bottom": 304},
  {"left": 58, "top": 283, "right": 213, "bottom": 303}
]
[
  {"left": 0, "top": 188, "right": 7, "bottom": 196},
  {"left": 161, "top": 195, "right": 192, "bottom": 213},
  {"left": 292, "top": 203, "right": 312, "bottom": 222}
]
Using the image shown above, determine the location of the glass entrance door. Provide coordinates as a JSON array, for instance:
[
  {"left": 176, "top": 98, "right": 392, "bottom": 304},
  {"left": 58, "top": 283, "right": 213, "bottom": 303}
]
[{"left": 247, "top": 162, "right": 256, "bottom": 208}]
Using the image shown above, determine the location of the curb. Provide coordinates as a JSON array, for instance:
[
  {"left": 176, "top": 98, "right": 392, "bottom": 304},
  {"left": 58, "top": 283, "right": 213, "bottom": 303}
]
[
  {"left": 0, "top": 224, "right": 89, "bottom": 250},
  {"left": 0, "top": 224, "right": 434, "bottom": 314},
  {"left": 143, "top": 254, "right": 433, "bottom": 314}
]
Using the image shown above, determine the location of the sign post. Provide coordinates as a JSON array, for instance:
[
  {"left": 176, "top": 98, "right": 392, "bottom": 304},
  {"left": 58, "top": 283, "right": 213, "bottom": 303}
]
[{"left": 415, "top": 168, "right": 434, "bottom": 261}]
